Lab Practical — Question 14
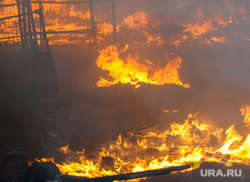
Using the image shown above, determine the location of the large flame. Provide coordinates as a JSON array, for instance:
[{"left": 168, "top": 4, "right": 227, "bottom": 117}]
[
  {"left": 96, "top": 45, "right": 189, "bottom": 88},
  {"left": 32, "top": 105, "right": 250, "bottom": 181}
]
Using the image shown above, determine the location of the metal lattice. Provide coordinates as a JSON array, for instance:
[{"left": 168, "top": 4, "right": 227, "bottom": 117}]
[{"left": 0, "top": 0, "right": 116, "bottom": 56}]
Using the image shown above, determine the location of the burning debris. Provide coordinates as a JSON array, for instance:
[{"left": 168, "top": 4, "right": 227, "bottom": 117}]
[{"left": 27, "top": 104, "right": 250, "bottom": 181}]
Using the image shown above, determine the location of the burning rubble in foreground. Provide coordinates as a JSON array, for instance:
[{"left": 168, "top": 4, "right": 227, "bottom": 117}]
[{"left": 30, "top": 104, "right": 250, "bottom": 181}]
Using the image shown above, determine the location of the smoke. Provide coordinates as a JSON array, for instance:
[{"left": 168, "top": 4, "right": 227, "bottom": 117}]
[
  {"left": 50, "top": 0, "right": 250, "bottom": 136},
  {"left": 107, "top": 0, "right": 250, "bottom": 132},
  {"left": 1, "top": 0, "right": 250, "bottom": 141}
]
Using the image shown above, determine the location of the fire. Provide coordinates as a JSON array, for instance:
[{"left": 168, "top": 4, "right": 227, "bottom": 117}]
[
  {"left": 28, "top": 158, "right": 55, "bottom": 166},
  {"left": 96, "top": 45, "right": 189, "bottom": 88},
  {"left": 170, "top": 35, "right": 189, "bottom": 48},
  {"left": 59, "top": 144, "right": 69, "bottom": 154},
  {"left": 1, "top": 0, "right": 248, "bottom": 53},
  {"left": 0, "top": 0, "right": 92, "bottom": 47},
  {"left": 0, "top": 1, "right": 20, "bottom": 41},
  {"left": 142, "top": 31, "right": 165, "bottom": 46},
  {"left": 182, "top": 9, "right": 233, "bottom": 38},
  {"left": 122, "top": 11, "right": 149, "bottom": 30},
  {"left": 210, "top": 36, "right": 228, "bottom": 43},
  {"left": 216, "top": 105, "right": 250, "bottom": 165},
  {"left": 33, "top": 105, "right": 250, "bottom": 181},
  {"left": 163, "top": 110, "right": 180, "bottom": 113},
  {"left": 240, "top": 104, "right": 250, "bottom": 128}
]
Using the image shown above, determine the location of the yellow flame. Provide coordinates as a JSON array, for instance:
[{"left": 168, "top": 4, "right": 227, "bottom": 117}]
[
  {"left": 33, "top": 105, "right": 250, "bottom": 181},
  {"left": 163, "top": 110, "right": 180, "bottom": 113},
  {"left": 59, "top": 144, "right": 69, "bottom": 154},
  {"left": 96, "top": 45, "right": 189, "bottom": 88},
  {"left": 240, "top": 104, "right": 250, "bottom": 128}
]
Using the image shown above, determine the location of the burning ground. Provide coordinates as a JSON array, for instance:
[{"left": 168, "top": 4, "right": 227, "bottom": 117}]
[
  {"left": 31, "top": 104, "right": 250, "bottom": 181},
  {"left": 1, "top": 82, "right": 250, "bottom": 182}
]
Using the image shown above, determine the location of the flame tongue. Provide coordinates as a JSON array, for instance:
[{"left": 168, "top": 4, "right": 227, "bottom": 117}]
[
  {"left": 217, "top": 105, "right": 250, "bottom": 163},
  {"left": 32, "top": 105, "right": 250, "bottom": 180},
  {"left": 240, "top": 104, "right": 250, "bottom": 129},
  {"left": 96, "top": 45, "right": 189, "bottom": 88}
]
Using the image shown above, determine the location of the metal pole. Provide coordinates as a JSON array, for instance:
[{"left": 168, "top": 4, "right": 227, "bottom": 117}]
[
  {"left": 89, "top": 0, "right": 97, "bottom": 49},
  {"left": 27, "top": 7, "right": 34, "bottom": 49},
  {"left": 26, "top": 0, "right": 39, "bottom": 50},
  {"left": 16, "top": 0, "right": 24, "bottom": 50},
  {"left": 38, "top": 4, "right": 59, "bottom": 93},
  {"left": 112, "top": 0, "right": 117, "bottom": 44},
  {"left": 21, "top": 0, "right": 29, "bottom": 51},
  {"left": 38, "top": 3, "right": 50, "bottom": 54}
]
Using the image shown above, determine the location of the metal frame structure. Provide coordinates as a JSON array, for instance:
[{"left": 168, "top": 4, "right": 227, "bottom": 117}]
[
  {"left": 0, "top": 0, "right": 117, "bottom": 56},
  {"left": 0, "top": 0, "right": 117, "bottom": 94}
]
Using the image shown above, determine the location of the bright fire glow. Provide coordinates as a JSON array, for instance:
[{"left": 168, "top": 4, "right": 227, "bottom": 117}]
[
  {"left": 32, "top": 105, "right": 250, "bottom": 181},
  {"left": 182, "top": 7, "right": 233, "bottom": 37},
  {"left": 163, "top": 110, "right": 180, "bottom": 113},
  {"left": 122, "top": 11, "right": 149, "bottom": 30},
  {"left": 96, "top": 45, "right": 189, "bottom": 88},
  {"left": 240, "top": 104, "right": 250, "bottom": 129}
]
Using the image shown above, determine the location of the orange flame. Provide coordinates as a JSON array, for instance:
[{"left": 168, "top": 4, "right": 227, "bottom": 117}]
[
  {"left": 163, "top": 110, "right": 180, "bottom": 113},
  {"left": 142, "top": 31, "right": 165, "bottom": 46},
  {"left": 96, "top": 45, "right": 189, "bottom": 88},
  {"left": 34, "top": 105, "right": 250, "bottom": 180},
  {"left": 240, "top": 104, "right": 250, "bottom": 129},
  {"left": 122, "top": 11, "right": 149, "bottom": 30}
]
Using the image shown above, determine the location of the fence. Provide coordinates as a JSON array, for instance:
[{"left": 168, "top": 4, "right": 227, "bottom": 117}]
[
  {"left": 0, "top": 3, "right": 23, "bottom": 56},
  {"left": 0, "top": 0, "right": 116, "bottom": 56}
]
